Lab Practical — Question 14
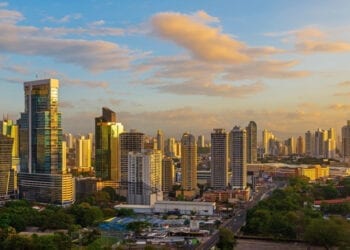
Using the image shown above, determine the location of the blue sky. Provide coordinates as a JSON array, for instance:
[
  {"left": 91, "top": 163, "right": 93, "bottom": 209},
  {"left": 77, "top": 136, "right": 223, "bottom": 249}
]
[{"left": 1, "top": 0, "right": 350, "bottom": 140}]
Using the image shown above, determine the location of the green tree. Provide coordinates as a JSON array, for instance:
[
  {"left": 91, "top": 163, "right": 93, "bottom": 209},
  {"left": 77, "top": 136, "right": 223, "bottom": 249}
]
[
  {"left": 216, "top": 227, "right": 236, "bottom": 250},
  {"left": 126, "top": 221, "right": 150, "bottom": 235},
  {"left": 304, "top": 217, "right": 350, "bottom": 248},
  {"left": 3, "top": 234, "right": 33, "bottom": 250}
]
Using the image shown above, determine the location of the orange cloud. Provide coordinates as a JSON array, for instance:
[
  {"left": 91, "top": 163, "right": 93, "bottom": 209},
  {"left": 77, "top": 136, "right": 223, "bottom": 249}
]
[
  {"left": 297, "top": 40, "right": 350, "bottom": 53},
  {"left": 329, "top": 104, "right": 350, "bottom": 111},
  {"left": 151, "top": 11, "right": 250, "bottom": 64}
]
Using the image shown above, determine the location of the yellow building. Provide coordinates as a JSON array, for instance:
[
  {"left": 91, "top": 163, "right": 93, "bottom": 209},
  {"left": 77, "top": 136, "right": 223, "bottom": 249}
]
[{"left": 296, "top": 164, "right": 329, "bottom": 181}]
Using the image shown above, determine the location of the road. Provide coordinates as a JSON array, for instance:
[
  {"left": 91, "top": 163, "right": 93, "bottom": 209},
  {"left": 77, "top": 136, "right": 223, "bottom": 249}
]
[{"left": 196, "top": 182, "right": 285, "bottom": 250}]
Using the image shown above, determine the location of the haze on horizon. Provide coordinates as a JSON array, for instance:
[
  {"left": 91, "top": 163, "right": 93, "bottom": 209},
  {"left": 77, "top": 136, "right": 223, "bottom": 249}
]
[{"left": 1, "top": 0, "right": 350, "bottom": 140}]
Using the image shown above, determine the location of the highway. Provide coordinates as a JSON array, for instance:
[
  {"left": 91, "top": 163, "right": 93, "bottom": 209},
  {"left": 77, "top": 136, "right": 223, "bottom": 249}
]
[{"left": 196, "top": 182, "right": 284, "bottom": 250}]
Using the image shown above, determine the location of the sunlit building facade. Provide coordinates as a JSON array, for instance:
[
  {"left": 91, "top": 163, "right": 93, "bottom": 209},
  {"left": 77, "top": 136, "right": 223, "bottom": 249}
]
[
  {"left": 181, "top": 132, "right": 197, "bottom": 192},
  {"left": 127, "top": 150, "right": 163, "bottom": 205},
  {"left": 95, "top": 107, "right": 124, "bottom": 186},
  {"left": 17, "top": 79, "right": 74, "bottom": 205}
]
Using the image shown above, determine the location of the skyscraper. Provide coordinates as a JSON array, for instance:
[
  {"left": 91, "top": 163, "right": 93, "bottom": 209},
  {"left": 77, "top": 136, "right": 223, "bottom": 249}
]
[
  {"left": 296, "top": 136, "right": 305, "bottom": 155},
  {"left": 181, "top": 132, "right": 197, "bottom": 192},
  {"left": 246, "top": 121, "right": 257, "bottom": 163},
  {"left": 127, "top": 150, "right": 162, "bottom": 205},
  {"left": 211, "top": 128, "right": 228, "bottom": 190},
  {"left": 95, "top": 107, "right": 124, "bottom": 185},
  {"left": 0, "top": 134, "right": 16, "bottom": 199},
  {"left": 162, "top": 157, "right": 174, "bottom": 193},
  {"left": 342, "top": 121, "right": 350, "bottom": 159},
  {"left": 17, "top": 79, "right": 73, "bottom": 205},
  {"left": 119, "top": 130, "right": 144, "bottom": 189},
  {"left": 314, "top": 129, "right": 326, "bottom": 158},
  {"left": 197, "top": 135, "right": 205, "bottom": 148},
  {"left": 76, "top": 136, "right": 92, "bottom": 172},
  {"left": 305, "top": 131, "right": 314, "bottom": 156},
  {"left": 230, "top": 126, "right": 247, "bottom": 189},
  {"left": 156, "top": 129, "right": 164, "bottom": 156}
]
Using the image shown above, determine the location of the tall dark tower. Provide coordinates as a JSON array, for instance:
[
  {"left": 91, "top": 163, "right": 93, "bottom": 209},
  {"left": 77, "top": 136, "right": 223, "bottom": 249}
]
[{"left": 246, "top": 121, "right": 257, "bottom": 163}]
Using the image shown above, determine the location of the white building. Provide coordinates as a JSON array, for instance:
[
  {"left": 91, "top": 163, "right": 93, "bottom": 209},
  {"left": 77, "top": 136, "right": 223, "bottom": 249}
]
[
  {"left": 154, "top": 201, "right": 216, "bottom": 216},
  {"left": 127, "top": 150, "right": 163, "bottom": 205}
]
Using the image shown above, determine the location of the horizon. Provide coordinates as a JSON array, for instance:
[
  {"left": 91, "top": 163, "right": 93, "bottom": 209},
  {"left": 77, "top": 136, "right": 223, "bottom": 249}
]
[{"left": 1, "top": 1, "right": 350, "bottom": 140}]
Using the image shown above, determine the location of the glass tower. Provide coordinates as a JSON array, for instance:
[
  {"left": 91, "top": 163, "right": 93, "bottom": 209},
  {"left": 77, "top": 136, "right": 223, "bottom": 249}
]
[
  {"left": 95, "top": 107, "right": 124, "bottom": 182},
  {"left": 17, "top": 79, "right": 74, "bottom": 205},
  {"left": 17, "top": 79, "right": 62, "bottom": 174}
]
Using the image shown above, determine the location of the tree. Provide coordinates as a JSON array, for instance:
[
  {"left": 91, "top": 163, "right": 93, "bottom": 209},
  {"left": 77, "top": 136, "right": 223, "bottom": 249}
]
[
  {"left": 216, "top": 228, "right": 236, "bottom": 250},
  {"left": 126, "top": 221, "right": 150, "bottom": 235},
  {"left": 304, "top": 217, "right": 350, "bottom": 248},
  {"left": 102, "top": 186, "right": 117, "bottom": 201},
  {"left": 116, "top": 208, "right": 135, "bottom": 217}
]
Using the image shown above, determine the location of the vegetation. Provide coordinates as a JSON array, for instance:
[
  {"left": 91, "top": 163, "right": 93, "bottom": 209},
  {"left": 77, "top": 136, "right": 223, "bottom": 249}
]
[
  {"left": 126, "top": 221, "right": 151, "bottom": 235},
  {"left": 216, "top": 227, "right": 236, "bottom": 250},
  {"left": 242, "top": 176, "right": 350, "bottom": 248}
]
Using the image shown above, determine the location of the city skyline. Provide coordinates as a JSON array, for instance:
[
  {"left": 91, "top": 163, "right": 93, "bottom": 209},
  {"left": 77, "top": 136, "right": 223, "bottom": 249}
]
[{"left": 1, "top": 1, "right": 350, "bottom": 139}]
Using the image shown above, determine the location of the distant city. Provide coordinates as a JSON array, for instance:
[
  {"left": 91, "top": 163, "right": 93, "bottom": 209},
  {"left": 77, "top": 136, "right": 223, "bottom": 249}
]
[{"left": 2, "top": 78, "right": 349, "bottom": 205}]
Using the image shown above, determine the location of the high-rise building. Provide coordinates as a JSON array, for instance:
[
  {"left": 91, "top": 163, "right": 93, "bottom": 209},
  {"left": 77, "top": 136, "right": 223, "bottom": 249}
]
[
  {"left": 76, "top": 136, "right": 92, "bottom": 172},
  {"left": 262, "top": 129, "right": 274, "bottom": 156},
  {"left": 162, "top": 157, "right": 174, "bottom": 193},
  {"left": 342, "top": 121, "right": 350, "bottom": 159},
  {"left": 325, "top": 128, "right": 336, "bottom": 159},
  {"left": 127, "top": 150, "right": 162, "bottom": 205},
  {"left": 156, "top": 129, "right": 164, "bottom": 156},
  {"left": 17, "top": 79, "right": 74, "bottom": 205},
  {"left": 296, "top": 136, "right": 305, "bottom": 155},
  {"left": 211, "top": 129, "right": 228, "bottom": 190},
  {"left": 197, "top": 135, "right": 205, "bottom": 148},
  {"left": 230, "top": 126, "right": 247, "bottom": 189},
  {"left": 314, "top": 129, "right": 327, "bottom": 158},
  {"left": 181, "top": 132, "right": 197, "bottom": 191},
  {"left": 246, "top": 121, "right": 257, "bottom": 163},
  {"left": 165, "top": 137, "right": 176, "bottom": 157},
  {"left": 119, "top": 130, "right": 144, "bottom": 189},
  {"left": 285, "top": 137, "right": 296, "bottom": 155},
  {"left": 95, "top": 107, "right": 124, "bottom": 185},
  {"left": 0, "top": 134, "right": 17, "bottom": 199},
  {"left": 305, "top": 131, "right": 314, "bottom": 156}
]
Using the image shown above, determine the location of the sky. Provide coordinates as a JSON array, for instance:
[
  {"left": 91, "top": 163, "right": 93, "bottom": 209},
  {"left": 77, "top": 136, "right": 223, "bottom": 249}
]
[{"left": 1, "top": 0, "right": 350, "bottom": 141}]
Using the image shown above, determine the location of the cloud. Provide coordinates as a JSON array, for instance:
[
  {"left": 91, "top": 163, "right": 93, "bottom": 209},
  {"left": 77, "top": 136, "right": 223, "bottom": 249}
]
[
  {"left": 296, "top": 40, "right": 350, "bottom": 53},
  {"left": 151, "top": 11, "right": 250, "bottom": 63},
  {"left": 157, "top": 80, "right": 266, "bottom": 97},
  {"left": 0, "top": 21, "right": 132, "bottom": 71},
  {"left": 2, "top": 64, "right": 28, "bottom": 74},
  {"left": 59, "top": 101, "right": 74, "bottom": 109},
  {"left": 0, "top": 9, "right": 23, "bottom": 23},
  {"left": 0, "top": 7, "right": 136, "bottom": 71},
  {"left": 44, "top": 13, "right": 82, "bottom": 23},
  {"left": 328, "top": 104, "right": 350, "bottom": 111},
  {"left": 334, "top": 92, "right": 350, "bottom": 97},
  {"left": 62, "top": 78, "right": 109, "bottom": 88},
  {"left": 0, "top": 2, "right": 8, "bottom": 8},
  {"left": 337, "top": 81, "right": 350, "bottom": 87},
  {"left": 268, "top": 27, "right": 350, "bottom": 54},
  {"left": 90, "top": 20, "right": 105, "bottom": 26}
]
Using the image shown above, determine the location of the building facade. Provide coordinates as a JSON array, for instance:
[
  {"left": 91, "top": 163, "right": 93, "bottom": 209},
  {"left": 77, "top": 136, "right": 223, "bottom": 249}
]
[
  {"left": 162, "top": 157, "right": 174, "bottom": 193},
  {"left": 210, "top": 128, "right": 228, "bottom": 190},
  {"left": 230, "top": 126, "right": 247, "bottom": 189},
  {"left": 95, "top": 107, "right": 124, "bottom": 185},
  {"left": 181, "top": 132, "right": 197, "bottom": 192},
  {"left": 246, "top": 121, "right": 257, "bottom": 163},
  {"left": 119, "top": 130, "right": 144, "bottom": 189},
  {"left": 127, "top": 150, "right": 163, "bottom": 205},
  {"left": 17, "top": 79, "right": 74, "bottom": 205}
]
